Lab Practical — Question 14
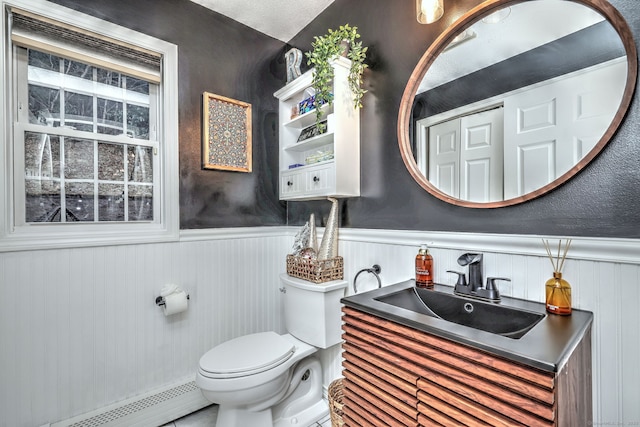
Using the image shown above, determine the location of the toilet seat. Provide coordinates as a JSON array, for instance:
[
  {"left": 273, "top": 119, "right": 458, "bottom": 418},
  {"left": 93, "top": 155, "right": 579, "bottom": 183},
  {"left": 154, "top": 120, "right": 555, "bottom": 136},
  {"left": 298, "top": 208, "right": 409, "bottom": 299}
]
[{"left": 199, "top": 331, "right": 296, "bottom": 379}]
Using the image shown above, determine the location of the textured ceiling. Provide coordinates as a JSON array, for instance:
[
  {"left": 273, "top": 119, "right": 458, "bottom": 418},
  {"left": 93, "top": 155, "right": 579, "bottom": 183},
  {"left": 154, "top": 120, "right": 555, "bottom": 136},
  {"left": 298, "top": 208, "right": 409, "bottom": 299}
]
[{"left": 188, "top": 0, "right": 335, "bottom": 42}]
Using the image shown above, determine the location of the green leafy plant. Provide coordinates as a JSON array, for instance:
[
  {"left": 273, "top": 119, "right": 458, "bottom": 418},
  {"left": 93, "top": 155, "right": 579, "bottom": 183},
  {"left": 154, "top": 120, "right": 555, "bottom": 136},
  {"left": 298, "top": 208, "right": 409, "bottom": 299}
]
[{"left": 305, "top": 24, "right": 368, "bottom": 131}]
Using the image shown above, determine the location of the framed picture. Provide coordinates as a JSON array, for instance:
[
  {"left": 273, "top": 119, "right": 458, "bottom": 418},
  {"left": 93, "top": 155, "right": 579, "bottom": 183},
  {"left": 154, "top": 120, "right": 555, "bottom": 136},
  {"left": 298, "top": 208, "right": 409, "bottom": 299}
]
[{"left": 202, "top": 92, "right": 252, "bottom": 172}]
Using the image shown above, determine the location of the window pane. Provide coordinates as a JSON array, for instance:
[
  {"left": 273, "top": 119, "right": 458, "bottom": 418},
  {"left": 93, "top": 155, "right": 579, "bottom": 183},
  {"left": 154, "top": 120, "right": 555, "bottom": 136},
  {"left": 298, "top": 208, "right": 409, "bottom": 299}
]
[
  {"left": 98, "top": 143, "right": 124, "bottom": 181},
  {"left": 25, "top": 193, "right": 62, "bottom": 222},
  {"left": 97, "top": 98, "right": 123, "bottom": 135},
  {"left": 127, "top": 104, "right": 149, "bottom": 139},
  {"left": 65, "top": 138, "right": 94, "bottom": 179},
  {"left": 64, "top": 91, "right": 93, "bottom": 132},
  {"left": 63, "top": 59, "right": 93, "bottom": 80},
  {"left": 128, "top": 184, "right": 153, "bottom": 221},
  {"left": 29, "top": 84, "right": 60, "bottom": 126},
  {"left": 98, "top": 183, "right": 124, "bottom": 221},
  {"left": 24, "top": 132, "right": 62, "bottom": 222},
  {"left": 65, "top": 182, "right": 94, "bottom": 221},
  {"left": 25, "top": 132, "right": 61, "bottom": 179},
  {"left": 28, "top": 50, "right": 60, "bottom": 72},
  {"left": 128, "top": 146, "right": 153, "bottom": 183},
  {"left": 126, "top": 76, "right": 149, "bottom": 95},
  {"left": 97, "top": 68, "right": 123, "bottom": 88}
]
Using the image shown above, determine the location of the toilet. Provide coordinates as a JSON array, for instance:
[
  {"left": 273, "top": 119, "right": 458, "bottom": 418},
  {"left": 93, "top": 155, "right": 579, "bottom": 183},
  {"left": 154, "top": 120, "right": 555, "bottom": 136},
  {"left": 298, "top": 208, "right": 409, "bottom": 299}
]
[{"left": 196, "top": 273, "right": 347, "bottom": 427}]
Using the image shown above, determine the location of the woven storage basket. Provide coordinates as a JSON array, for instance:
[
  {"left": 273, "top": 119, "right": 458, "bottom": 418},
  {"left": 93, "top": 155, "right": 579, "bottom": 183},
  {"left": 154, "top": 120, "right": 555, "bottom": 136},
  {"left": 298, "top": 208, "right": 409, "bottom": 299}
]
[
  {"left": 328, "top": 378, "right": 345, "bottom": 427},
  {"left": 286, "top": 255, "right": 344, "bottom": 284}
]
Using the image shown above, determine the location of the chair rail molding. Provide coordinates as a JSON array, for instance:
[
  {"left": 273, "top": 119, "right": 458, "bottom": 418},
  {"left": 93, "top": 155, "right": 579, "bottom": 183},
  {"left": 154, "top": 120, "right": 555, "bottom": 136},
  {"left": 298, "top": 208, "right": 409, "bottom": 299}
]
[
  {"left": 179, "top": 226, "right": 640, "bottom": 265},
  {"left": 338, "top": 228, "right": 640, "bottom": 265}
]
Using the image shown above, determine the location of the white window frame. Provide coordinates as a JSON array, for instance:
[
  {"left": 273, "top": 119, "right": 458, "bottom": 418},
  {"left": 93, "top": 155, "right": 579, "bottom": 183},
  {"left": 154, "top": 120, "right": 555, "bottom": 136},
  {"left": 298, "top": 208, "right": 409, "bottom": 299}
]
[{"left": 0, "top": 0, "right": 179, "bottom": 251}]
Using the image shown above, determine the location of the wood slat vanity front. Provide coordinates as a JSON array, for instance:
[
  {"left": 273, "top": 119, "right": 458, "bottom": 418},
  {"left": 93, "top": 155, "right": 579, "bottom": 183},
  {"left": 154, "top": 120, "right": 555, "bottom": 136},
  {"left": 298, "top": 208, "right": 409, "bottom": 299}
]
[{"left": 341, "top": 307, "right": 592, "bottom": 426}]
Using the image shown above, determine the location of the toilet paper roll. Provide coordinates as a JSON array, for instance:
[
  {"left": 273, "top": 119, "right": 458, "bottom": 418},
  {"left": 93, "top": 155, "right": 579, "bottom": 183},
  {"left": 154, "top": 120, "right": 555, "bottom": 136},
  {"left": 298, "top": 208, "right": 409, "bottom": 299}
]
[
  {"left": 163, "top": 291, "right": 188, "bottom": 316},
  {"left": 160, "top": 284, "right": 178, "bottom": 297}
]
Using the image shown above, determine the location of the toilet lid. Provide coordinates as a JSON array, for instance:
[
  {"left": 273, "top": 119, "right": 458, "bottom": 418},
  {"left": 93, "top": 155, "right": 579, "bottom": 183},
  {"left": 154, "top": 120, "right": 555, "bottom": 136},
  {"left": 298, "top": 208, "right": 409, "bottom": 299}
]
[{"left": 199, "top": 331, "right": 296, "bottom": 379}]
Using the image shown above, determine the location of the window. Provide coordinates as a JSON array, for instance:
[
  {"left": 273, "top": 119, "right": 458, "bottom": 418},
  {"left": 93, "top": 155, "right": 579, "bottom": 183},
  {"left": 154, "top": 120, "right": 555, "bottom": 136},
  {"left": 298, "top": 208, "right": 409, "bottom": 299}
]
[
  {"left": 1, "top": 0, "right": 179, "bottom": 250},
  {"left": 18, "top": 48, "right": 157, "bottom": 223}
]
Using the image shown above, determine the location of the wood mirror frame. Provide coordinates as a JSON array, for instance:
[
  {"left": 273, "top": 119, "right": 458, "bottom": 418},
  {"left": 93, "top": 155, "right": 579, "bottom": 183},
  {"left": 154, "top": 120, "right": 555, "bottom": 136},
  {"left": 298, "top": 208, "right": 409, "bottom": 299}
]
[{"left": 398, "top": 0, "right": 638, "bottom": 208}]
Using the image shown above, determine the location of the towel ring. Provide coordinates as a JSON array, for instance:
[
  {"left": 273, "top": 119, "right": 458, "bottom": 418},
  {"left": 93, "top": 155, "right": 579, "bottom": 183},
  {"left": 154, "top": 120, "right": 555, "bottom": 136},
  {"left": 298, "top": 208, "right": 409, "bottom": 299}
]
[{"left": 353, "top": 264, "right": 382, "bottom": 294}]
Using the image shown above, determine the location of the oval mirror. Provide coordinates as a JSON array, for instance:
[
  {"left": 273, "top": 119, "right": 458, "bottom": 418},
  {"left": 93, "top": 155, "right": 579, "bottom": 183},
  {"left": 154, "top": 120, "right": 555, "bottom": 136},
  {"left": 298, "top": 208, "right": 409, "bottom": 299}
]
[{"left": 398, "top": 0, "right": 637, "bottom": 208}]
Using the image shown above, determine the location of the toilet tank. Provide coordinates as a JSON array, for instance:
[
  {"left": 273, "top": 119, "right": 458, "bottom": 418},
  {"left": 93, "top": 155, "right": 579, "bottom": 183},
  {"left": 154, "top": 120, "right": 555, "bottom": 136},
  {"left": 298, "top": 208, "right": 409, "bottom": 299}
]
[{"left": 280, "top": 274, "right": 348, "bottom": 349}]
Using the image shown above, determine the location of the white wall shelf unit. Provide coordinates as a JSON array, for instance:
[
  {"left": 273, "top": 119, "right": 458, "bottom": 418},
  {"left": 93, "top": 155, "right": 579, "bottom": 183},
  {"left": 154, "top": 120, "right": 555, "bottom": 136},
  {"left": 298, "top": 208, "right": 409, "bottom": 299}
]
[{"left": 274, "top": 56, "right": 360, "bottom": 201}]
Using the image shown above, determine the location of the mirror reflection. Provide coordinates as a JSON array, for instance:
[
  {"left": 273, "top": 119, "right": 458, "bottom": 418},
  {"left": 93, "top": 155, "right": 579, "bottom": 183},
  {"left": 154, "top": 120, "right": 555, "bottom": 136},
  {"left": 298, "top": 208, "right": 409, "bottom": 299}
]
[{"left": 409, "top": 0, "right": 628, "bottom": 204}]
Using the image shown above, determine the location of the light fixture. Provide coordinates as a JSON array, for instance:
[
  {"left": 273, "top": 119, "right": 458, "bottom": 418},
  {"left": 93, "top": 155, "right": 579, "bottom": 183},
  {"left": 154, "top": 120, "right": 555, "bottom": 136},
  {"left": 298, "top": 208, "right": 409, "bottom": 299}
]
[
  {"left": 482, "top": 7, "right": 511, "bottom": 24},
  {"left": 443, "top": 29, "right": 476, "bottom": 51},
  {"left": 417, "top": 0, "right": 444, "bottom": 24}
]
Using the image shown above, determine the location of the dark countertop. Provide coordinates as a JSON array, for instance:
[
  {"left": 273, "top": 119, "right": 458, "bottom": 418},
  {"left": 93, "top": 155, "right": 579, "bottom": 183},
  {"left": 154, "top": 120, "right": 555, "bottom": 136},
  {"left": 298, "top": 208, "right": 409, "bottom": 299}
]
[{"left": 341, "top": 279, "right": 593, "bottom": 373}]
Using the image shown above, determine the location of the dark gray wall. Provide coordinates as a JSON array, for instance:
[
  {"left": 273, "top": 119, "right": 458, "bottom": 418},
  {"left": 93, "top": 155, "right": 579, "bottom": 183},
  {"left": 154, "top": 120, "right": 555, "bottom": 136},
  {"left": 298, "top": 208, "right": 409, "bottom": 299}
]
[
  {"left": 50, "top": 0, "right": 287, "bottom": 228},
  {"left": 286, "top": 0, "right": 640, "bottom": 238},
  {"left": 48, "top": 0, "right": 640, "bottom": 238}
]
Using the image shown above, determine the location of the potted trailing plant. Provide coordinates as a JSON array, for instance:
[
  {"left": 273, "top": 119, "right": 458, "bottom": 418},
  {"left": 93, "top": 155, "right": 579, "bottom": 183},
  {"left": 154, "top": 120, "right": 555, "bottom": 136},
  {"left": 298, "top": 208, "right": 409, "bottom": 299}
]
[{"left": 305, "top": 24, "right": 368, "bottom": 131}]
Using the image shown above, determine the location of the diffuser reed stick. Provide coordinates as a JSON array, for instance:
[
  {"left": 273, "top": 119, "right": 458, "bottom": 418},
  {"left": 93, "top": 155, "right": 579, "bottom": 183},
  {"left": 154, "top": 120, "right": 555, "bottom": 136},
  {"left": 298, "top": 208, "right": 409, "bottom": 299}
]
[
  {"left": 542, "top": 238, "right": 572, "bottom": 273},
  {"left": 558, "top": 239, "right": 572, "bottom": 272},
  {"left": 542, "top": 238, "right": 573, "bottom": 315}
]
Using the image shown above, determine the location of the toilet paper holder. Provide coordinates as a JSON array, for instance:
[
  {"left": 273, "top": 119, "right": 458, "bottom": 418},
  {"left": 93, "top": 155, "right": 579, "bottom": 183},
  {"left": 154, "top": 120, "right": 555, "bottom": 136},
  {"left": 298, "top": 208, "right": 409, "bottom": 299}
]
[{"left": 155, "top": 294, "right": 190, "bottom": 307}]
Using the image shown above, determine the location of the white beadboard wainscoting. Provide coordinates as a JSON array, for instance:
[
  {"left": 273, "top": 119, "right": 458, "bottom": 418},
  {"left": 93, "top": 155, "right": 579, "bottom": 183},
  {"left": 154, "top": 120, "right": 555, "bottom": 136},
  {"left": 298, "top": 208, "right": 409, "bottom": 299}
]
[
  {"left": 0, "top": 227, "right": 292, "bottom": 427},
  {"left": 0, "top": 226, "right": 639, "bottom": 426}
]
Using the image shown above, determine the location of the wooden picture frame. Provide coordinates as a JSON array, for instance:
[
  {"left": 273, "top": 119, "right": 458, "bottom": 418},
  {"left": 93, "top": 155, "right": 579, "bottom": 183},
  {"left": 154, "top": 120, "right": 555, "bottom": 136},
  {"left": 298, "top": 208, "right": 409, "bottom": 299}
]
[{"left": 202, "top": 92, "right": 252, "bottom": 172}]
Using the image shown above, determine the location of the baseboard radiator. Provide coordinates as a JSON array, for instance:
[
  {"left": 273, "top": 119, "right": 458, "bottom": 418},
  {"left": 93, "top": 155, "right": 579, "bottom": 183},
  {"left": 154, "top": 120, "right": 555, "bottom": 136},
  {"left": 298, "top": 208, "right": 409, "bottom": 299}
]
[{"left": 50, "top": 380, "right": 211, "bottom": 427}]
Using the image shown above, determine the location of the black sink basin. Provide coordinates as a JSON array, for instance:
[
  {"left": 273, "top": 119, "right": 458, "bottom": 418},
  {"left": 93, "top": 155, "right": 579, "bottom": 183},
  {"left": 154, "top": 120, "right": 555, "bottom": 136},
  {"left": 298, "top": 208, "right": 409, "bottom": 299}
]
[
  {"left": 342, "top": 280, "right": 593, "bottom": 372},
  {"left": 375, "top": 287, "right": 545, "bottom": 339}
]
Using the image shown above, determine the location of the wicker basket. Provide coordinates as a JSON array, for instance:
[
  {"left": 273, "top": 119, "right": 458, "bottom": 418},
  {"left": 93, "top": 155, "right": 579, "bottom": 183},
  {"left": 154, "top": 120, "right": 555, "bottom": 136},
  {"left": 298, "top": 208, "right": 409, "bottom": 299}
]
[
  {"left": 286, "top": 255, "right": 344, "bottom": 283},
  {"left": 328, "top": 378, "right": 345, "bottom": 427}
]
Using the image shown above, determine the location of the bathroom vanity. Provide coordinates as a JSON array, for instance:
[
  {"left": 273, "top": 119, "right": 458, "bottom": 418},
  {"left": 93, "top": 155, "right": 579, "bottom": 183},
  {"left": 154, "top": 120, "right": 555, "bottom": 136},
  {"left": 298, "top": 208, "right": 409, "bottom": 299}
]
[{"left": 340, "top": 280, "right": 593, "bottom": 426}]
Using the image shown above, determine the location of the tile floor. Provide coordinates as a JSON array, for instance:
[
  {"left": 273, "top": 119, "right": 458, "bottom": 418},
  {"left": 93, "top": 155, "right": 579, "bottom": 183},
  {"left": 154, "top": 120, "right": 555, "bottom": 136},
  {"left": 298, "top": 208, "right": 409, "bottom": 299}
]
[{"left": 162, "top": 405, "right": 331, "bottom": 427}]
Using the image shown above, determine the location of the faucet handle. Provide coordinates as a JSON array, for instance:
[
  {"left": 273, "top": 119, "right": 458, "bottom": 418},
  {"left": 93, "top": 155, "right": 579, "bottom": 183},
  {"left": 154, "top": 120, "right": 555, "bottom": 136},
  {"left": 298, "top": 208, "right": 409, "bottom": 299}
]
[
  {"left": 480, "top": 277, "right": 510, "bottom": 302},
  {"left": 486, "top": 277, "right": 511, "bottom": 291},
  {"left": 447, "top": 270, "right": 467, "bottom": 292}
]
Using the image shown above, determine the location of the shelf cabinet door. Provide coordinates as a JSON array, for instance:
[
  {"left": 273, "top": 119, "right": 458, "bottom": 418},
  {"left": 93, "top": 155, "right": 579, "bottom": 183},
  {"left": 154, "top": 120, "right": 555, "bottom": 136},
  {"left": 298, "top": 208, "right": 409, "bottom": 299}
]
[
  {"left": 280, "top": 170, "right": 303, "bottom": 198},
  {"left": 305, "top": 163, "right": 334, "bottom": 194}
]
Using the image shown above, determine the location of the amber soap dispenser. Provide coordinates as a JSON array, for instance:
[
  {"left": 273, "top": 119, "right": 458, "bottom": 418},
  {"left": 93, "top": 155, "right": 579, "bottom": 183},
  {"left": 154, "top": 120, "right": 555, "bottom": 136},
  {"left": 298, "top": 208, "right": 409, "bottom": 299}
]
[{"left": 415, "top": 244, "right": 434, "bottom": 289}]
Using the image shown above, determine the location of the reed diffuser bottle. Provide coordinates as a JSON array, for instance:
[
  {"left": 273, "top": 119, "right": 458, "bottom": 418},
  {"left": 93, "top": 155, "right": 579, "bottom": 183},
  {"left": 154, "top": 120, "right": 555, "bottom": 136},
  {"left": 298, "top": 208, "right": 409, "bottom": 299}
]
[{"left": 543, "top": 239, "right": 572, "bottom": 315}]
